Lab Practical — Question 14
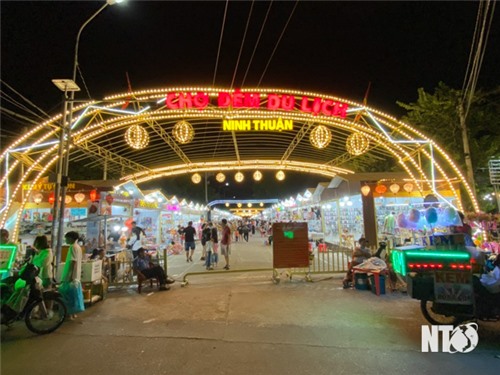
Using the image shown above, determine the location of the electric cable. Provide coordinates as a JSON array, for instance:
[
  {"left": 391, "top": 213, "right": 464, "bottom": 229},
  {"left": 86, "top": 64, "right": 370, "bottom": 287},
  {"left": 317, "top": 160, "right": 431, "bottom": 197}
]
[
  {"left": 257, "top": 0, "right": 299, "bottom": 87},
  {"left": 212, "top": 0, "right": 230, "bottom": 86},
  {"left": 240, "top": 0, "right": 274, "bottom": 87},
  {"left": 230, "top": 0, "right": 255, "bottom": 89}
]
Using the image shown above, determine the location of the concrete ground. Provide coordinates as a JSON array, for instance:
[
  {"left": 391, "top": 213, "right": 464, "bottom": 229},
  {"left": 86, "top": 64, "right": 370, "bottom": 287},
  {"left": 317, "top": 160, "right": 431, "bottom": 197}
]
[{"left": 2, "top": 234, "right": 500, "bottom": 375}]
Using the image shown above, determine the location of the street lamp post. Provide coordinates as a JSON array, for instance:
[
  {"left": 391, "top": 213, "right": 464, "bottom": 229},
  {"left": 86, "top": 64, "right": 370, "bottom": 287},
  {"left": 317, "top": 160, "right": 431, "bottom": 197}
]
[{"left": 52, "top": 0, "right": 123, "bottom": 265}]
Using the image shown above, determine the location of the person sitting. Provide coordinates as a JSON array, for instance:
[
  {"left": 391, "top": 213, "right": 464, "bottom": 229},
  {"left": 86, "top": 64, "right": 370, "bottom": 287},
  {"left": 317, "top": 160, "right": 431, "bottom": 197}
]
[
  {"left": 132, "top": 248, "right": 174, "bottom": 291},
  {"left": 343, "top": 237, "right": 372, "bottom": 288}
]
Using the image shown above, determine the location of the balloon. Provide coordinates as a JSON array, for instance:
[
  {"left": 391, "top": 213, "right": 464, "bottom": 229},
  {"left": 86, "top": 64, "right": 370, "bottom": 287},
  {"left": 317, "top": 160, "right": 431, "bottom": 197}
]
[
  {"left": 125, "top": 218, "right": 134, "bottom": 230},
  {"left": 409, "top": 209, "right": 421, "bottom": 223},
  {"left": 425, "top": 207, "right": 438, "bottom": 224},
  {"left": 397, "top": 213, "right": 408, "bottom": 228},
  {"left": 443, "top": 207, "right": 459, "bottom": 225}
]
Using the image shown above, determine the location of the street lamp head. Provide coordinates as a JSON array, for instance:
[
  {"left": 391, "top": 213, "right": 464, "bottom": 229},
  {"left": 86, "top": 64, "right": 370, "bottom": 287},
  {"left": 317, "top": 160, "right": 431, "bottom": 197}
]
[{"left": 107, "top": 0, "right": 125, "bottom": 5}]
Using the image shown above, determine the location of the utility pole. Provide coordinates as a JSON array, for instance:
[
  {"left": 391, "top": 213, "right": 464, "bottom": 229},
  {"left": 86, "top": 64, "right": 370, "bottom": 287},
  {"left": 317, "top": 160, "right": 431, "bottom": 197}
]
[{"left": 457, "top": 103, "right": 477, "bottom": 198}]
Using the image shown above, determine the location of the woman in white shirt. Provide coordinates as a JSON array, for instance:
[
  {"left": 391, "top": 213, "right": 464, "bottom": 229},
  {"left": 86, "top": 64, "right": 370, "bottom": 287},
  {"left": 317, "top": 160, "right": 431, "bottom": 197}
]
[{"left": 128, "top": 227, "right": 143, "bottom": 258}]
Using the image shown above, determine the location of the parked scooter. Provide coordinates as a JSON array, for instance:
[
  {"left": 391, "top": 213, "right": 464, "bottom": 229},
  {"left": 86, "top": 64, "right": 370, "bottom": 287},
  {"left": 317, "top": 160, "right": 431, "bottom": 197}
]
[{"left": 1, "top": 259, "right": 67, "bottom": 334}]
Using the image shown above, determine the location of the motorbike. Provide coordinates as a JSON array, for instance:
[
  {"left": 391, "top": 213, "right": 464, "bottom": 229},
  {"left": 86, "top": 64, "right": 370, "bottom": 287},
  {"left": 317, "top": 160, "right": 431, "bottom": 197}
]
[{"left": 1, "top": 259, "right": 67, "bottom": 334}]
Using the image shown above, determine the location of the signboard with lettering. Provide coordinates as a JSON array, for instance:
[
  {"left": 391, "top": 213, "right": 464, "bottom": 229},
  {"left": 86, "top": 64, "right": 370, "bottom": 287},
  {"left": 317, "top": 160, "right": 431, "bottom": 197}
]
[
  {"left": 165, "top": 91, "right": 349, "bottom": 119},
  {"left": 434, "top": 271, "right": 473, "bottom": 305}
]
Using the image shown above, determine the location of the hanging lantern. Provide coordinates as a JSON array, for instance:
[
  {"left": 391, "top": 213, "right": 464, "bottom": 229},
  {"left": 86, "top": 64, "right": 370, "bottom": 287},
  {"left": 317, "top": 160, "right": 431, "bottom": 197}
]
[
  {"left": 253, "top": 170, "right": 263, "bottom": 181},
  {"left": 276, "top": 170, "right": 286, "bottom": 181},
  {"left": 191, "top": 173, "right": 202, "bottom": 184},
  {"left": 225, "top": 202, "right": 230, "bottom": 207},
  {"left": 65, "top": 195, "right": 73, "bottom": 204},
  {"left": 375, "top": 185, "right": 387, "bottom": 194},
  {"left": 237, "top": 203, "right": 242, "bottom": 208},
  {"left": 74, "top": 192, "right": 85, "bottom": 203},
  {"left": 309, "top": 125, "right": 332, "bottom": 149},
  {"left": 33, "top": 193, "right": 43, "bottom": 204},
  {"left": 361, "top": 185, "right": 371, "bottom": 197},
  {"left": 403, "top": 182, "right": 414, "bottom": 193},
  {"left": 216, "top": 172, "right": 226, "bottom": 183},
  {"left": 89, "top": 189, "right": 99, "bottom": 201},
  {"left": 235, "top": 172, "right": 244, "bottom": 183},
  {"left": 247, "top": 203, "right": 252, "bottom": 208},
  {"left": 125, "top": 125, "right": 149, "bottom": 149},
  {"left": 346, "top": 133, "right": 370, "bottom": 155},
  {"left": 48, "top": 192, "right": 55, "bottom": 204},
  {"left": 105, "top": 194, "right": 114, "bottom": 205},
  {"left": 389, "top": 183, "right": 400, "bottom": 194},
  {"left": 172, "top": 120, "right": 194, "bottom": 144}
]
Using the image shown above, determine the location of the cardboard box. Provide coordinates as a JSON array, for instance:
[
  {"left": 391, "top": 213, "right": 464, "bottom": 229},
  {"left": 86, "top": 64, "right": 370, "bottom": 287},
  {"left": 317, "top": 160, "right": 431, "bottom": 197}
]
[
  {"left": 56, "top": 260, "right": 102, "bottom": 282},
  {"left": 81, "top": 260, "right": 102, "bottom": 282}
]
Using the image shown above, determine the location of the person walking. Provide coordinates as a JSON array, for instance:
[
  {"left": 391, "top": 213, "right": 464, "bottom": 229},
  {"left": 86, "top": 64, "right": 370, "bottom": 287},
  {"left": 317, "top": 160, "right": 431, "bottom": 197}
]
[
  {"left": 183, "top": 221, "right": 196, "bottom": 262},
  {"left": 211, "top": 222, "right": 219, "bottom": 268},
  {"left": 204, "top": 222, "right": 214, "bottom": 270},
  {"left": 60, "top": 231, "right": 85, "bottom": 320},
  {"left": 221, "top": 219, "right": 231, "bottom": 270},
  {"left": 32, "top": 235, "right": 54, "bottom": 289}
]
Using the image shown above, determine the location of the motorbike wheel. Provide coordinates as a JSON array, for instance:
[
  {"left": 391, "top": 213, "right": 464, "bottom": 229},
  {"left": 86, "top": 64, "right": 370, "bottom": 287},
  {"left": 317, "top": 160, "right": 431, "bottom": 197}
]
[
  {"left": 420, "top": 300, "right": 461, "bottom": 326},
  {"left": 24, "top": 295, "right": 67, "bottom": 334}
]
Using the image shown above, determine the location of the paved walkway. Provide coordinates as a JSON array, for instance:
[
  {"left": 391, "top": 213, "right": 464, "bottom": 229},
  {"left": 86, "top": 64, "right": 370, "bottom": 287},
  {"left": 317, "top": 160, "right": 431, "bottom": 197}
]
[{"left": 2, "top": 235, "right": 500, "bottom": 375}]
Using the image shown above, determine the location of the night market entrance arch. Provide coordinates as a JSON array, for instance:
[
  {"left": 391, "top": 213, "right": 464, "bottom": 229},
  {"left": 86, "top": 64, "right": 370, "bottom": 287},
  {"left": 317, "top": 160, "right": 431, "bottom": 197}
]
[{"left": 1, "top": 87, "right": 479, "bottom": 237}]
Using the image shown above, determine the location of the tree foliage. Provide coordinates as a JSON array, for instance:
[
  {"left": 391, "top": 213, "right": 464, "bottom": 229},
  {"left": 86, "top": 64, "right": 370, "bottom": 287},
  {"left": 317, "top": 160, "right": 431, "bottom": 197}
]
[{"left": 398, "top": 82, "right": 500, "bottom": 211}]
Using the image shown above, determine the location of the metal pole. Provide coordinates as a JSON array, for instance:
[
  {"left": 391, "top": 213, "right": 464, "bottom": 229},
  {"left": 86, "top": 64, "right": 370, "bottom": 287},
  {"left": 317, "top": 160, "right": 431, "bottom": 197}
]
[{"left": 54, "top": 2, "right": 110, "bottom": 265}]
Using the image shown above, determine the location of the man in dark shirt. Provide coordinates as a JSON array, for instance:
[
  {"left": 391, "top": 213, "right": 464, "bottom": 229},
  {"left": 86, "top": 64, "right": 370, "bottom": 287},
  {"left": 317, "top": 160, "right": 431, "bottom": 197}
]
[
  {"left": 183, "top": 221, "right": 196, "bottom": 262},
  {"left": 133, "top": 248, "right": 174, "bottom": 291}
]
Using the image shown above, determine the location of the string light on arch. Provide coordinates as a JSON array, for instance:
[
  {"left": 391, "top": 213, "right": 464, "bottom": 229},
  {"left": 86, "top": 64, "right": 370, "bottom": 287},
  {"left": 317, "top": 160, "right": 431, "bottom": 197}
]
[
  {"left": 172, "top": 120, "right": 194, "bottom": 144},
  {"left": 310, "top": 125, "right": 332, "bottom": 149},
  {"left": 125, "top": 125, "right": 149, "bottom": 149},
  {"left": 346, "top": 132, "right": 369, "bottom": 156}
]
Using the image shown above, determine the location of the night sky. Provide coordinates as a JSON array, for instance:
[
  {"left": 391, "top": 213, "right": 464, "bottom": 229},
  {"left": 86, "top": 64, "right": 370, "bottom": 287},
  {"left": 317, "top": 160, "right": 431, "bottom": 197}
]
[{"left": 1, "top": 1, "right": 499, "bottom": 199}]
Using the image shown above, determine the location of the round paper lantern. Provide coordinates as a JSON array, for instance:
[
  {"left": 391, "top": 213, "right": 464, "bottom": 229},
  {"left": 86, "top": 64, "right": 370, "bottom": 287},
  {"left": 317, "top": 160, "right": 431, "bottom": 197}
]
[
  {"left": 425, "top": 207, "right": 438, "bottom": 225},
  {"left": 225, "top": 202, "right": 230, "bottom": 207},
  {"left": 191, "top": 173, "right": 202, "bottom": 184},
  {"left": 403, "top": 182, "right": 414, "bottom": 193},
  {"left": 247, "top": 203, "right": 252, "bottom": 207},
  {"left": 216, "top": 172, "right": 226, "bottom": 183},
  {"left": 375, "top": 185, "right": 387, "bottom": 194},
  {"left": 125, "top": 125, "right": 149, "bottom": 149},
  {"left": 48, "top": 192, "right": 55, "bottom": 204},
  {"left": 346, "top": 133, "right": 370, "bottom": 156},
  {"left": 89, "top": 189, "right": 99, "bottom": 201},
  {"left": 74, "top": 192, "right": 85, "bottom": 203},
  {"left": 361, "top": 185, "right": 371, "bottom": 196},
  {"left": 276, "top": 170, "right": 285, "bottom": 181},
  {"left": 253, "top": 170, "right": 263, "bottom": 181},
  {"left": 310, "top": 125, "right": 332, "bottom": 149},
  {"left": 172, "top": 120, "right": 194, "bottom": 144},
  {"left": 65, "top": 195, "right": 72, "bottom": 204},
  {"left": 389, "top": 183, "right": 400, "bottom": 194},
  {"left": 33, "top": 193, "right": 43, "bottom": 204},
  {"left": 105, "top": 194, "right": 114, "bottom": 205},
  {"left": 237, "top": 203, "right": 242, "bottom": 208},
  {"left": 235, "top": 172, "right": 244, "bottom": 182}
]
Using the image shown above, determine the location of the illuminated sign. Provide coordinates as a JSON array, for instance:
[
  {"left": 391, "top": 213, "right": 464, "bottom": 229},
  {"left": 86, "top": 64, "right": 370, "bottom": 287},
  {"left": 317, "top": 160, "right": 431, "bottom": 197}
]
[
  {"left": 165, "top": 90, "right": 348, "bottom": 118},
  {"left": 23, "top": 182, "right": 76, "bottom": 191},
  {"left": 0, "top": 245, "right": 17, "bottom": 273},
  {"left": 135, "top": 199, "right": 159, "bottom": 209},
  {"left": 223, "top": 119, "right": 293, "bottom": 132}
]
